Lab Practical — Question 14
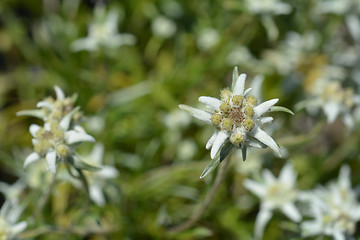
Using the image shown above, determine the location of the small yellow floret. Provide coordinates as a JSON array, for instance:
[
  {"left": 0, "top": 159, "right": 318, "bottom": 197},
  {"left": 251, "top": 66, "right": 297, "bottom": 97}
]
[
  {"left": 243, "top": 118, "right": 255, "bottom": 131},
  {"left": 221, "top": 118, "right": 233, "bottom": 131}
]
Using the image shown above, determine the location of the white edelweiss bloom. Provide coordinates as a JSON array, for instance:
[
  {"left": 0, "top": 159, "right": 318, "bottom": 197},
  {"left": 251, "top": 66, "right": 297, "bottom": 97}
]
[
  {"left": 296, "top": 68, "right": 360, "bottom": 130},
  {"left": 179, "top": 67, "right": 291, "bottom": 160},
  {"left": 71, "top": 5, "right": 136, "bottom": 52},
  {"left": 23, "top": 118, "right": 95, "bottom": 174},
  {"left": 245, "top": 0, "right": 292, "bottom": 15},
  {"left": 69, "top": 144, "right": 119, "bottom": 206},
  {"left": 0, "top": 201, "right": 27, "bottom": 240},
  {"left": 300, "top": 165, "right": 360, "bottom": 240},
  {"left": 244, "top": 163, "right": 301, "bottom": 239}
]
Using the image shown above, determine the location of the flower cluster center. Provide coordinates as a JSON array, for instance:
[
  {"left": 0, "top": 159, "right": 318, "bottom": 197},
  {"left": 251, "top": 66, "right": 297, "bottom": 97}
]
[{"left": 210, "top": 88, "right": 258, "bottom": 147}]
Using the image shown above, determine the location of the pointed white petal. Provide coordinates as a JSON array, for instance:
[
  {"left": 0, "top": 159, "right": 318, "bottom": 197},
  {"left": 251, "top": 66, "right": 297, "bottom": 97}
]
[
  {"left": 262, "top": 169, "right": 276, "bottom": 185},
  {"left": 24, "top": 152, "right": 40, "bottom": 168},
  {"left": 11, "top": 221, "right": 27, "bottom": 235},
  {"left": 244, "top": 179, "right": 266, "bottom": 197},
  {"left": 281, "top": 203, "right": 301, "bottom": 222},
  {"left": 323, "top": 102, "right": 340, "bottom": 123},
  {"left": 29, "top": 124, "right": 41, "bottom": 137},
  {"left": 54, "top": 86, "right": 65, "bottom": 100},
  {"left": 301, "top": 220, "right": 322, "bottom": 236},
  {"left": 210, "top": 131, "right": 229, "bottom": 159},
  {"left": 343, "top": 113, "right": 354, "bottom": 130},
  {"left": 206, "top": 130, "right": 218, "bottom": 150},
  {"left": 89, "top": 143, "right": 104, "bottom": 165},
  {"left": 243, "top": 88, "right": 252, "bottom": 96},
  {"left": 254, "top": 99, "right": 279, "bottom": 118},
  {"left": 250, "top": 75, "right": 264, "bottom": 101},
  {"left": 249, "top": 127, "right": 281, "bottom": 157},
  {"left": 97, "top": 166, "right": 119, "bottom": 179},
  {"left": 333, "top": 231, "right": 346, "bottom": 240},
  {"left": 255, "top": 208, "right": 273, "bottom": 240},
  {"left": 65, "top": 130, "right": 95, "bottom": 145},
  {"left": 198, "top": 96, "right": 221, "bottom": 110},
  {"left": 59, "top": 106, "right": 80, "bottom": 130},
  {"left": 258, "top": 117, "right": 273, "bottom": 125},
  {"left": 179, "top": 104, "right": 212, "bottom": 124},
  {"left": 89, "top": 185, "right": 105, "bottom": 207},
  {"left": 16, "top": 109, "right": 45, "bottom": 119},
  {"left": 338, "top": 165, "right": 351, "bottom": 190},
  {"left": 279, "top": 164, "right": 296, "bottom": 186},
  {"left": 36, "top": 101, "right": 54, "bottom": 110},
  {"left": 233, "top": 73, "right": 247, "bottom": 95},
  {"left": 46, "top": 150, "right": 57, "bottom": 173}
]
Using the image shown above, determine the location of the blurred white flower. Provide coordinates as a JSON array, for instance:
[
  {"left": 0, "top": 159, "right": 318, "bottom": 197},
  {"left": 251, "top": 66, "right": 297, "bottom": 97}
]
[
  {"left": 179, "top": 67, "right": 292, "bottom": 160},
  {"left": 245, "top": 0, "right": 292, "bottom": 15},
  {"left": 0, "top": 201, "right": 27, "bottom": 240},
  {"left": 163, "top": 109, "right": 191, "bottom": 130},
  {"left": 176, "top": 139, "right": 197, "bottom": 161},
  {"left": 300, "top": 165, "right": 360, "bottom": 240},
  {"left": 71, "top": 5, "right": 136, "bottom": 52},
  {"left": 197, "top": 28, "right": 220, "bottom": 51},
  {"left": 263, "top": 31, "right": 320, "bottom": 75},
  {"left": 296, "top": 67, "right": 360, "bottom": 129},
  {"left": 70, "top": 144, "right": 119, "bottom": 206},
  {"left": 151, "top": 15, "right": 177, "bottom": 38},
  {"left": 244, "top": 163, "right": 301, "bottom": 239},
  {"left": 18, "top": 86, "right": 95, "bottom": 173}
]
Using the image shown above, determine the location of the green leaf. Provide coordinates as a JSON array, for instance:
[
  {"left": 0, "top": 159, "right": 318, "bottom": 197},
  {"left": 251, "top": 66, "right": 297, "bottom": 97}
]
[
  {"left": 200, "top": 142, "right": 234, "bottom": 179},
  {"left": 269, "top": 106, "right": 294, "bottom": 115},
  {"left": 231, "top": 66, "right": 239, "bottom": 90}
]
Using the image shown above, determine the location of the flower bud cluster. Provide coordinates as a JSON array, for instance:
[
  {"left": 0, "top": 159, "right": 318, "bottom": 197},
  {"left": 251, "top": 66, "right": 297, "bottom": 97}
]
[{"left": 211, "top": 88, "right": 257, "bottom": 147}]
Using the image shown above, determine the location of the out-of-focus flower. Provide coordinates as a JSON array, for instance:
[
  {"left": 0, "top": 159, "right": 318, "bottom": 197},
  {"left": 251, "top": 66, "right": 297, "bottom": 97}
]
[
  {"left": 151, "top": 15, "right": 177, "bottom": 38},
  {"left": 179, "top": 67, "right": 292, "bottom": 161},
  {"left": 18, "top": 86, "right": 95, "bottom": 173},
  {"left": 71, "top": 5, "right": 135, "bottom": 52},
  {"left": 24, "top": 123, "right": 95, "bottom": 173},
  {"left": 263, "top": 31, "right": 320, "bottom": 76},
  {"left": 300, "top": 165, "right": 360, "bottom": 240},
  {"left": 296, "top": 67, "right": 360, "bottom": 129},
  {"left": 245, "top": 0, "right": 292, "bottom": 15},
  {"left": 69, "top": 144, "right": 119, "bottom": 206},
  {"left": 0, "top": 201, "right": 27, "bottom": 240},
  {"left": 244, "top": 163, "right": 301, "bottom": 239},
  {"left": 197, "top": 28, "right": 220, "bottom": 51},
  {"left": 17, "top": 86, "right": 80, "bottom": 123}
]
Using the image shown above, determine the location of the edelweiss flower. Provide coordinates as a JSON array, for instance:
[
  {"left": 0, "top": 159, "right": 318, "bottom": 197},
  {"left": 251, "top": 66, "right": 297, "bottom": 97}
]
[
  {"left": 18, "top": 86, "right": 95, "bottom": 173},
  {"left": 296, "top": 69, "right": 360, "bottom": 129},
  {"left": 179, "top": 67, "right": 291, "bottom": 161},
  {"left": 0, "top": 201, "right": 27, "bottom": 240},
  {"left": 24, "top": 122, "right": 95, "bottom": 173},
  {"left": 244, "top": 163, "right": 301, "bottom": 239},
  {"left": 71, "top": 5, "right": 136, "bottom": 52},
  {"left": 69, "top": 144, "right": 119, "bottom": 206},
  {"left": 300, "top": 165, "right": 360, "bottom": 240}
]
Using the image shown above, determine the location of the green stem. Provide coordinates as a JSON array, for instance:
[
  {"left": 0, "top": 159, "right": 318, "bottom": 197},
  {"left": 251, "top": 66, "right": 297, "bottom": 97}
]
[{"left": 168, "top": 157, "right": 231, "bottom": 233}]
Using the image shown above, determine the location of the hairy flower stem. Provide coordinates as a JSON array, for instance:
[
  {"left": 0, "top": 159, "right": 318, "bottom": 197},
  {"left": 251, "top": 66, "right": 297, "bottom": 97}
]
[
  {"left": 35, "top": 172, "right": 57, "bottom": 219},
  {"left": 168, "top": 157, "right": 231, "bottom": 233}
]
